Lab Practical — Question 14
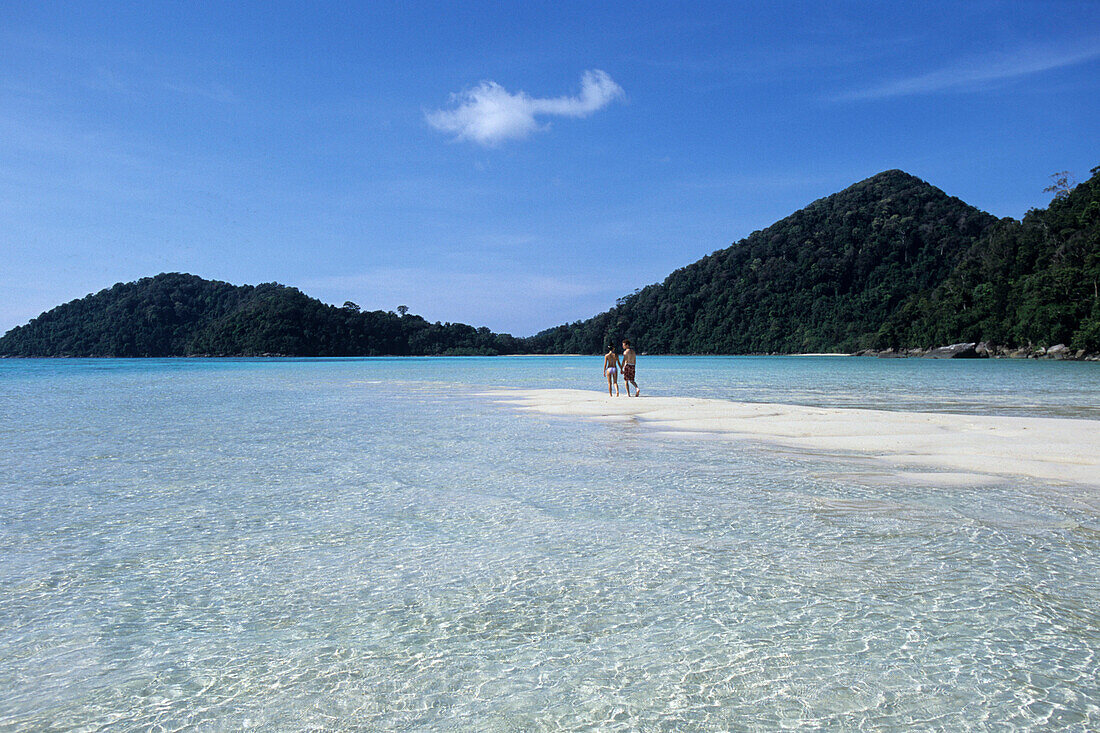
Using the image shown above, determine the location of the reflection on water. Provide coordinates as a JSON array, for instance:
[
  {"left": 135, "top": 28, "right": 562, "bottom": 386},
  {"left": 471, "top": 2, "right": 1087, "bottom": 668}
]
[{"left": 1, "top": 358, "right": 1098, "bottom": 729}]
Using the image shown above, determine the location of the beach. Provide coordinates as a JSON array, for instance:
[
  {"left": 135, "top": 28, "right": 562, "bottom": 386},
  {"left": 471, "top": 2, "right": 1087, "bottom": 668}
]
[{"left": 487, "top": 388, "right": 1100, "bottom": 490}]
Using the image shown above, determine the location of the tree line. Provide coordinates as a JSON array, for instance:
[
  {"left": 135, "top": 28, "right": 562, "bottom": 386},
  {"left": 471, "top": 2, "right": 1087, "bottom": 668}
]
[
  {"left": 3, "top": 166, "right": 1097, "bottom": 358},
  {"left": 0, "top": 274, "right": 520, "bottom": 357},
  {"left": 526, "top": 167, "right": 1100, "bottom": 355}
]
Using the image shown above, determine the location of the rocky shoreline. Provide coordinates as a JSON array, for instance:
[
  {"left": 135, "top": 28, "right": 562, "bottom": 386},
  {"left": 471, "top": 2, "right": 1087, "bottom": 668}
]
[{"left": 854, "top": 342, "right": 1100, "bottom": 361}]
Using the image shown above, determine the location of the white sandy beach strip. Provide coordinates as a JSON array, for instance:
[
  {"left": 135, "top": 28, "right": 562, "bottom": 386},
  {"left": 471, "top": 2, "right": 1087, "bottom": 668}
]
[{"left": 484, "top": 389, "right": 1100, "bottom": 489}]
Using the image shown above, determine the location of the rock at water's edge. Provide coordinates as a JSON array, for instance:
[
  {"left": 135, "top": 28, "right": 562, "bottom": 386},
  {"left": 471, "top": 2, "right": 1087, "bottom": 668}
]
[
  {"left": 1046, "top": 344, "right": 1069, "bottom": 359},
  {"left": 924, "top": 342, "right": 982, "bottom": 359}
]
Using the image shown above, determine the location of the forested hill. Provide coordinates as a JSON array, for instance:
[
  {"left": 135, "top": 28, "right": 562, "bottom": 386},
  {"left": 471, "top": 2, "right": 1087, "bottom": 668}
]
[
  {"left": 527, "top": 170, "right": 998, "bottom": 354},
  {"left": 879, "top": 166, "right": 1100, "bottom": 353},
  {"left": 0, "top": 273, "right": 520, "bottom": 357},
  {"left": 5, "top": 167, "right": 1098, "bottom": 358}
]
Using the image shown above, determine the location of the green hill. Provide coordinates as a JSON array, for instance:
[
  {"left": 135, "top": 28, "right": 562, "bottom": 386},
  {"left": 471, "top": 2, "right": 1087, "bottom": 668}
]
[
  {"left": 0, "top": 273, "right": 519, "bottom": 357},
  {"left": 4, "top": 167, "right": 1098, "bottom": 358},
  {"left": 879, "top": 166, "right": 1100, "bottom": 353},
  {"left": 0, "top": 274, "right": 251, "bottom": 357},
  {"left": 527, "top": 170, "right": 998, "bottom": 354}
]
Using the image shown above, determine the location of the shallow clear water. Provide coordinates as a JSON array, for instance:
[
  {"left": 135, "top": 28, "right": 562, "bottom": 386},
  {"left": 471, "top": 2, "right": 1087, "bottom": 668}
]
[{"left": 2, "top": 357, "right": 1099, "bottom": 730}]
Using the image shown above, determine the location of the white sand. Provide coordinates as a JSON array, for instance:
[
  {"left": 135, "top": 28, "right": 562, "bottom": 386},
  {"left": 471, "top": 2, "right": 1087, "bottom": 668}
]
[{"left": 484, "top": 389, "right": 1100, "bottom": 489}]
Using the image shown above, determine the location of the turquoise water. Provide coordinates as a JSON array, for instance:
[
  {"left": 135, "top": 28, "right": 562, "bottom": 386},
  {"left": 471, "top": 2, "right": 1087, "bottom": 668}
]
[{"left": 2, "top": 357, "right": 1099, "bottom": 730}]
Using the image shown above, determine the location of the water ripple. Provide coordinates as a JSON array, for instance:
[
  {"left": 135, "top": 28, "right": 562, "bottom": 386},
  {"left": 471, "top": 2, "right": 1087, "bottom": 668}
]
[{"left": 1, "top": 360, "right": 1098, "bottom": 730}]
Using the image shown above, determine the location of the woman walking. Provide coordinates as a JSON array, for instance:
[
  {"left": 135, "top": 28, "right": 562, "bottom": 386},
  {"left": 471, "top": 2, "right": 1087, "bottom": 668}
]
[{"left": 603, "top": 344, "right": 621, "bottom": 396}]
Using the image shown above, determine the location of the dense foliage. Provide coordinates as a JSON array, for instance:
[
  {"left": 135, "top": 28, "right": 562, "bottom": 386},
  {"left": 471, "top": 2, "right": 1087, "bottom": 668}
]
[
  {"left": 527, "top": 171, "right": 997, "bottom": 354},
  {"left": 0, "top": 274, "right": 252, "bottom": 357},
  {"left": 879, "top": 166, "right": 1100, "bottom": 352},
  {"left": 0, "top": 273, "right": 519, "bottom": 357},
  {"left": 5, "top": 167, "right": 1097, "bottom": 358}
]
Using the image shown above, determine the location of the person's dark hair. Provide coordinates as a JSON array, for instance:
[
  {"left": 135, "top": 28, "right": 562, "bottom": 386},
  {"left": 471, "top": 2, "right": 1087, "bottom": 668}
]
[{"left": 622, "top": 339, "right": 631, "bottom": 347}]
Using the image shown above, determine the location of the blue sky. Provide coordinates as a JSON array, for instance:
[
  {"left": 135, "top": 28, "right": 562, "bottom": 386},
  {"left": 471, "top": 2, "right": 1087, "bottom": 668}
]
[{"left": 2, "top": 1, "right": 1098, "bottom": 335}]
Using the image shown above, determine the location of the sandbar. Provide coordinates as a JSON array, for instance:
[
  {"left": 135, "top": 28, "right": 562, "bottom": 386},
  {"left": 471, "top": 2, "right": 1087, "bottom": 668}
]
[{"left": 483, "top": 389, "right": 1100, "bottom": 490}]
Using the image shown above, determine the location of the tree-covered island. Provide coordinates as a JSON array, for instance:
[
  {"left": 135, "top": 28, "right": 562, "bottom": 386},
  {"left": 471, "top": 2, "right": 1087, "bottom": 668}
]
[{"left": 3, "top": 166, "right": 1097, "bottom": 358}]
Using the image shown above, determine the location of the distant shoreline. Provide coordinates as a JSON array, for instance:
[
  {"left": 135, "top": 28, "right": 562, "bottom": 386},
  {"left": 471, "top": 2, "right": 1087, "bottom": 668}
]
[{"left": 3, "top": 348, "right": 1099, "bottom": 360}]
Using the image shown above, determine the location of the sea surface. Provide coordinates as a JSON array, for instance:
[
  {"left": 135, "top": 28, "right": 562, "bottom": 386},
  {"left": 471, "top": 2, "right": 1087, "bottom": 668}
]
[{"left": 2, "top": 356, "right": 1099, "bottom": 730}]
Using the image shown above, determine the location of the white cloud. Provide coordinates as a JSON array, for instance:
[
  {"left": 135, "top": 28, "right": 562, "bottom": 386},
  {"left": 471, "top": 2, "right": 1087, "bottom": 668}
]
[
  {"left": 836, "top": 42, "right": 1100, "bottom": 101},
  {"left": 426, "top": 69, "right": 624, "bottom": 145}
]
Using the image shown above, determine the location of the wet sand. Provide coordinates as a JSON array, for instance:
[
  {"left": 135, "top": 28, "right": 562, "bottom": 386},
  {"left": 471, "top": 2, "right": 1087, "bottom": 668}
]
[{"left": 485, "top": 389, "right": 1100, "bottom": 489}]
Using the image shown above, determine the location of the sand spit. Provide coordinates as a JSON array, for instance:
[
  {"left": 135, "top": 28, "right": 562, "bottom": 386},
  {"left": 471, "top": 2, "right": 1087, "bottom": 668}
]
[{"left": 483, "top": 389, "right": 1100, "bottom": 489}]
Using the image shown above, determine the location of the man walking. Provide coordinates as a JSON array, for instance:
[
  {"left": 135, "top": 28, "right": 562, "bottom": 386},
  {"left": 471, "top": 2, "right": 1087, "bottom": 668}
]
[{"left": 621, "top": 339, "right": 639, "bottom": 397}]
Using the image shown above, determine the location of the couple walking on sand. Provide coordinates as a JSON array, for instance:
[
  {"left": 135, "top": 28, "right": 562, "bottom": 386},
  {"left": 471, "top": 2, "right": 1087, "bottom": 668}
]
[{"left": 603, "top": 339, "right": 640, "bottom": 397}]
